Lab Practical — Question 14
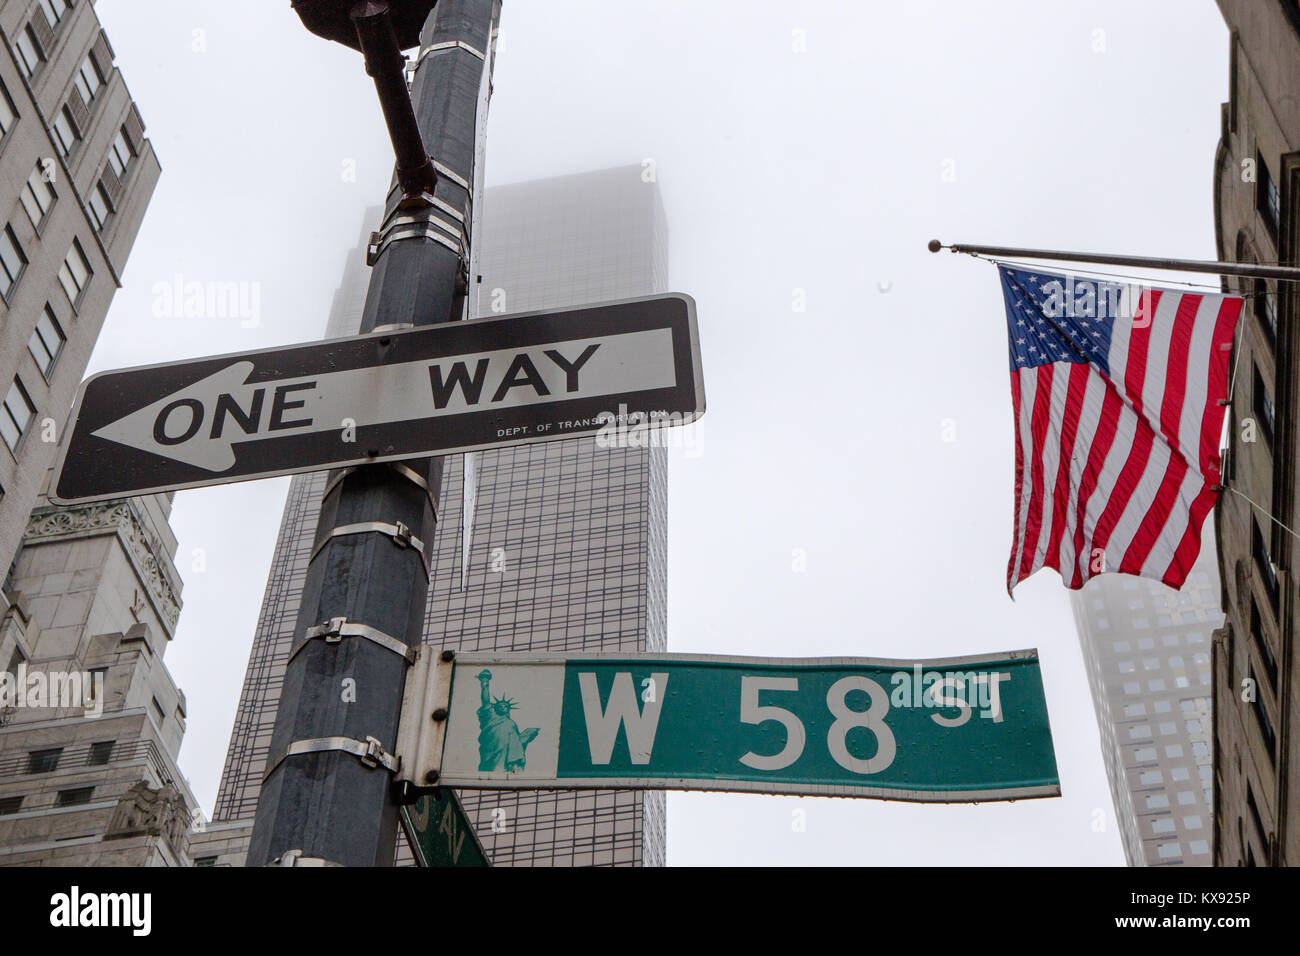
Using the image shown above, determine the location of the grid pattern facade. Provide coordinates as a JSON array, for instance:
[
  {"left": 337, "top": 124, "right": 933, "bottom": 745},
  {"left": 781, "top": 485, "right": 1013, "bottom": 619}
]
[
  {"left": 214, "top": 167, "right": 670, "bottom": 867},
  {"left": 1070, "top": 540, "right": 1221, "bottom": 866}
]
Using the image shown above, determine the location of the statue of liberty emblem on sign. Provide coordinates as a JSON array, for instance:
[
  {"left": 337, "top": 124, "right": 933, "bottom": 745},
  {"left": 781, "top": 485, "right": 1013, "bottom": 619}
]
[{"left": 476, "top": 669, "right": 540, "bottom": 772}]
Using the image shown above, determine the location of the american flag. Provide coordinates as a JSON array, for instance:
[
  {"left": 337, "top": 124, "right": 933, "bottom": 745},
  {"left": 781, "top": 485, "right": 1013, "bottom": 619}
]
[{"left": 999, "top": 265, "right": 1241, "bottom": 594}]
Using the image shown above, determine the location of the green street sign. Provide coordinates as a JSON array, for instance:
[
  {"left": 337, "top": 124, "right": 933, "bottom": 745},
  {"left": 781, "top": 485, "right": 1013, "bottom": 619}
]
[
  {"left": 400, "top": 789, "right": 491, "bottom": 867},
  {"left": 405, "top": 650, "right": 1060, "bottom": 802}
]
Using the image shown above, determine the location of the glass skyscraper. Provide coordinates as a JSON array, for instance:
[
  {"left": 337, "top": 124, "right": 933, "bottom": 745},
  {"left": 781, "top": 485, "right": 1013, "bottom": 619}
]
[
  {"left": 209, "top": 165, "right": 669, "bottom": 866},
  {"left": 1070, "top": 537, "right": 1220, "bottom": 866}
]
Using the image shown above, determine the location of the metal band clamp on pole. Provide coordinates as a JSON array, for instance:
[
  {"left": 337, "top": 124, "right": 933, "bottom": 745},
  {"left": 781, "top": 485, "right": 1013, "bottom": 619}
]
[
  {"left": 417, "top": 39, "right": 487, "bottom": 64},
  {"left": 368, "top": 207, "right": 468, "bottom": 264},
  {"left": 288, "top": 615, "right": 416, "bottom": 665},
  {"left": 323, "top": 462, "right": 438, "bottom": 517},
  {"left": 309, "top": 520, "right": 430, "bottom": 577},
  {"left": 262, "top": 735, "right": 400, "bottom": 783},
  {"left": 272, "top": 850, "right": 342, "bottom": 867}
]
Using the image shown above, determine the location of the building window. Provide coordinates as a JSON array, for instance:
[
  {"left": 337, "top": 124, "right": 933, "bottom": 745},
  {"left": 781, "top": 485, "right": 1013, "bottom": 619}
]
[
  {"left": 1252, "top": 519, "right": 1279, "bottom": 610},
  {"left": 107, "top": 127, "right": 133, "bottom": 177},
  {"left": 1249, "top": 668, "right": 1277, "bottom": 759},
  {"left": 0, "top": 378, "right": 36, "bottom": 452},
  {"left": 1245, "top": 783, "right": 1268, "bottom": 854},
  {"left": 1252, "top": 366, "right": 1275, "bottom": 446},
  {"left": 57, "top": 238, "right": 91, "bottom": 306},
  {"left": 28, "top": 306, "right": 64, "bottom": 377},
  {"left": 151, "top": 697, "right": 166, "bottom": 725},
  {"left": 14, "top": 25, "right": 45, "bottom": 79},
  {"left": 1254, "top": 279, "right": 1277, "bottom": 343},
  {"left": 1250, "top": 598, "right": 1278, "bottom": 691},
  {"left": 86, "top": 666, "right": 107, "bottom": 701},
  {"left": 5, "top": 644, "right": 24, "bottom": 675},
  {"left": 0, "top": 81, "right": 16, "bottom": 138},
  {"left": 1257, "top": 153, "right": 1281, "bottom": 240},
  {"left": 87, "top": 180, "right": 112, "bottom": 232},
  {"left": 87, "top": 740, "right": 114, "bottom": 766},
  {"left": 20, "top": 164, "right": 56, "bottom": 230},
  {"left": 193, "top": 855, "right": 219, "bottom": 867},
  {"left": 52, "top": 104, "right": 79, "bottom": 157},
  {"left": 0, "top": 795, "right": 23, "bottom": 815},
  {"left": 1285, "top": 1, "right": 1300, "bottom": 37},
  {"left": 55, "top": 787, "right": 93, "bottom": 807},
  {"left": 26, "top": 747, "right": 62, "bottom": 774},
  {"left": 38, "top": 0, "right": 69, "bottom": 30},
  {"left": 73, "top": 55, "right": 100, "bottom": 105},
  {"left": 0, "top": 225, "right": 27, "bottom": 296}
]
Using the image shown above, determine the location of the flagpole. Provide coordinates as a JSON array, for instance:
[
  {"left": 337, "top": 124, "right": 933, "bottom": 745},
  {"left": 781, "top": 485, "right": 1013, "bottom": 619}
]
[{"left": 928, "top": 239, "right": 1300, "bottom": 283}]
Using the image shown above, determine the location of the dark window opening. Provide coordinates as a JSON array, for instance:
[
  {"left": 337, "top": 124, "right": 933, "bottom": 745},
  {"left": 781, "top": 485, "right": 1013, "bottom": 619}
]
[
  {"left": 1252, "top": 366, "right": 1275, "bottom": 446},
  {"left": 1249, "top": 599, "right": 1278, "bottom": 690},
  {"left": 54, "top": 787, "right": 93, "bottom": 807},
  {"left": 1252, "top": 520, "right": 1279, "bottom": 609},
  {"left": 1257, "top": 153, "right": 1281, "bottom": 239},
  {"left": 26, "top": 747, "right": 62, "bottom": 774},
  {"left": 87, "top": 741, "right": 114, "bottom": 766}
]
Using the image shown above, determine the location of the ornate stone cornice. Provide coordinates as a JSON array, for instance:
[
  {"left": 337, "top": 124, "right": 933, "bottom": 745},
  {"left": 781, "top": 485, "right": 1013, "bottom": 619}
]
[{"left": 23, "top": 500, "right": 183, "bottom": 636}]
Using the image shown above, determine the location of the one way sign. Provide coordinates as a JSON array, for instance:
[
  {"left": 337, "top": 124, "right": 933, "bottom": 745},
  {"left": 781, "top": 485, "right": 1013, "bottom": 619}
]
[{"left": 50, "top": 294, "right": 704, "bottom": 504}]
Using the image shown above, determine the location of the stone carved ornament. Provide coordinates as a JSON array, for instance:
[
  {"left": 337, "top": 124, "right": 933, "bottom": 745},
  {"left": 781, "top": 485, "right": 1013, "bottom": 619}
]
[
  {"left": 23, "top": 501, "right": 181, "bottom": 631},
  {"left": 105, "top": 781, "right": 191, "bottom": 857}
]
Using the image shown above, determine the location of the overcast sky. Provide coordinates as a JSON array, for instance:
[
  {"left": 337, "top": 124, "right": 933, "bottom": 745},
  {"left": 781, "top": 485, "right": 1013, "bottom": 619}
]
[{"left": 90, "top": 0, "right": 1230, "bottom": 865}]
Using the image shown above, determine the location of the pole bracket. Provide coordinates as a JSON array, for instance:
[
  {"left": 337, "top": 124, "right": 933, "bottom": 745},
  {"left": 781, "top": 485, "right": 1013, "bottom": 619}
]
[
  {"left": 417, "top": 39, "right": 487, "bottom": 64},
  {"left": 288, "top": 616, "right": 416, "bottom": 666},
  {"left": 310, "top": 520, "right": 430, "bottom": 578},
  {"left": 367, "top": 193, "right": 470, "bottom": 265},
  {"left": 262, "top": 735, "right": 400, "bottom": 783},
  {"left": 394, "top": 646, "right": 455, "bottom": 791}
]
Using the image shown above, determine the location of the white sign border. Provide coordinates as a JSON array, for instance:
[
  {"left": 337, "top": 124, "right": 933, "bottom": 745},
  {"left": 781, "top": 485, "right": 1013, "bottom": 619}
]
[
  {"left": 433, "top": 649, "right": 1061, "bottom": 804},
  {"left": 49, "top": 293, "right": 704, "bottom": 505}
]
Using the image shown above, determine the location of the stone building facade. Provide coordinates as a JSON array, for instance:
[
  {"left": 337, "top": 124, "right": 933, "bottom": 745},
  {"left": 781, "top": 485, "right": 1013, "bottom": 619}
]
[
  {"left": 0, "top": 494, "right": 197, "bottom": 866},
  {"left": 1211, "top": 0, "right": 1300, "bottom": 866},
  {"left": 0, "top": 0, "right": 159, "bottom": 578}
]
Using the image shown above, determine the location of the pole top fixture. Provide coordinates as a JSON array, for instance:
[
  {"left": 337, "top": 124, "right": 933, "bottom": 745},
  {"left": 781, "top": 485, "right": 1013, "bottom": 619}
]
[
  {"left": 928, "top": 239, "right": 945, "bottom": 253},
  {"left": 291, "top": 0, "right": 438, "bottom": 51}
]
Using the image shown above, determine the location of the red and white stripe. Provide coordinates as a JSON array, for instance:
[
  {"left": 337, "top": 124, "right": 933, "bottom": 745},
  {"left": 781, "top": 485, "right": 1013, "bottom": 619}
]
[{"left": 1007, "top": 287, "right": 1241, "bottom": 594}]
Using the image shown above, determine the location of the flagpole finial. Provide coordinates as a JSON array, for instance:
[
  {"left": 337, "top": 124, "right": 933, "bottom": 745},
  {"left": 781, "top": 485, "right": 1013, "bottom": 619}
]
[{"left": 927, "top": 239, "right": 943, "bottom": 253}]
